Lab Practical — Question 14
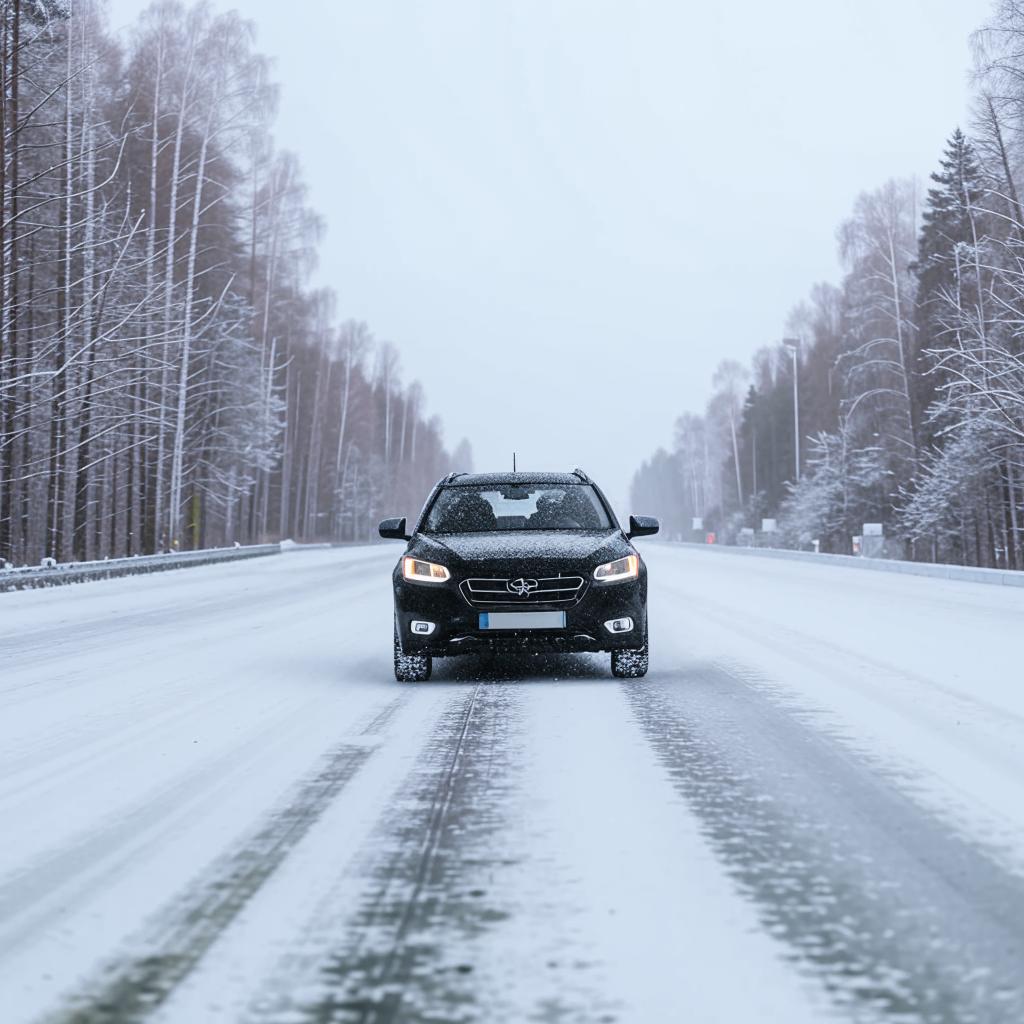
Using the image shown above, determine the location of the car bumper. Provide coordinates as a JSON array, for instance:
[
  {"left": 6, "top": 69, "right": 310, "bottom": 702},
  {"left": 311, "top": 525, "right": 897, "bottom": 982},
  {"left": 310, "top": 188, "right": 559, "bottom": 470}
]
[{"left": 393, "top": 573, "right": 647, "bottom": 656}]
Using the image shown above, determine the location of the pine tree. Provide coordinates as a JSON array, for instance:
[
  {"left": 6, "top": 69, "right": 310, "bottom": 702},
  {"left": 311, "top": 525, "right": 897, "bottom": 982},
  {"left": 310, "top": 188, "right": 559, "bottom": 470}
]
[{"left": 913, "top": 129, "right": 988, "bottom": 443}]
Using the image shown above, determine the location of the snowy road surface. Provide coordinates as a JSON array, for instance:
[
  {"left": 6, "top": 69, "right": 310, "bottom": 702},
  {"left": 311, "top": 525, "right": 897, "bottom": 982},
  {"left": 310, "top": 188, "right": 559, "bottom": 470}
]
[{"left": 2, "top": 544, "right": 1023, "bottom": 1023}]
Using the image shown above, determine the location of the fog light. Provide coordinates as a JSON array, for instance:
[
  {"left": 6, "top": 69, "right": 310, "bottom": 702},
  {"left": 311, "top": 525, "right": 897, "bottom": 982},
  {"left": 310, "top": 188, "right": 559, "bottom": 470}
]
[
  {"left": 411, "top": 620, "right": 436, "bottom": 635},
  {"left": 604, "top": 617, "right": 634, "bottom": 634}
]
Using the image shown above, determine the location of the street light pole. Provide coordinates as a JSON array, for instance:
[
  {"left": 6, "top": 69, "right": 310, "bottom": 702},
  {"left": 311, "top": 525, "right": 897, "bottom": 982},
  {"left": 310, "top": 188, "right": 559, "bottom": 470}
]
[{"left": 783, "top": 338, "right": 800, "bottom": 481}]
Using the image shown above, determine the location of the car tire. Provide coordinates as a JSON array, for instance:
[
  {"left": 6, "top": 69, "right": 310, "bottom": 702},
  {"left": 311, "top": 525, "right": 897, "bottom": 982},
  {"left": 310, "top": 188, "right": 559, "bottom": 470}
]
[
  {"left": 394, "top": 620, "right": 432, "bottom": 682},
  {"left": 611, "top": 627, "right": 649, "bottom": 678}
]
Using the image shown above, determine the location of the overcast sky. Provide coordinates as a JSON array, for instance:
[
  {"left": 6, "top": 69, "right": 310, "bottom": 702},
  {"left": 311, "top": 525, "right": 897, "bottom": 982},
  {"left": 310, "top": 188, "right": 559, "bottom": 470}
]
[{"left": 109, "top": 0, "right": 992, "bottom": 512}]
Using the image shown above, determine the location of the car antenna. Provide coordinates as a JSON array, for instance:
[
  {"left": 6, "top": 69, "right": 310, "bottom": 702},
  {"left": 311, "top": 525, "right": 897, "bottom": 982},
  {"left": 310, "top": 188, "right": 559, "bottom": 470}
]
[{"left": 513, "top": 451, "right": 517, "bottom": 473}]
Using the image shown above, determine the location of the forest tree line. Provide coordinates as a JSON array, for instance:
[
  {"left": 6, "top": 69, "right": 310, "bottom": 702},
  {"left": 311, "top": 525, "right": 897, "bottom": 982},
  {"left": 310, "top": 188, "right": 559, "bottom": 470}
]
[
  {"left": 633, "top": 1, "right": 1024, "bottom": 569},
  {"left": 0, "top": 0, "right": 464, "bottom": 568}
]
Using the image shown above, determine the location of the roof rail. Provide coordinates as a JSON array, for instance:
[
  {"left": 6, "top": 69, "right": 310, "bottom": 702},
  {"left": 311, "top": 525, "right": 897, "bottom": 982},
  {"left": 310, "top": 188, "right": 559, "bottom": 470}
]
[
  {"left": 571, "top": 467, "right": 590, "bottom": 483},
  {"left": 443, "top": 471, "right": 468, "bottom": 484}
]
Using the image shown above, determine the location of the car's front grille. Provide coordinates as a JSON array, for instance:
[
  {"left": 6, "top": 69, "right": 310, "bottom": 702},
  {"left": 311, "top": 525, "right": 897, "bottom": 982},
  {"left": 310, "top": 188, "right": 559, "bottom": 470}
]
[{"left": 460, "top": 575, "right": 586, "bottom": 608}]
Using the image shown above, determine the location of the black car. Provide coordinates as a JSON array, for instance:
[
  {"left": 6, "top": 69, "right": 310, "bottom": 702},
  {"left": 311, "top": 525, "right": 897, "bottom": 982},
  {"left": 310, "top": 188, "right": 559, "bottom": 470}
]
[{"left": 379, "top": 469, "right": 659, "bottom": 682}]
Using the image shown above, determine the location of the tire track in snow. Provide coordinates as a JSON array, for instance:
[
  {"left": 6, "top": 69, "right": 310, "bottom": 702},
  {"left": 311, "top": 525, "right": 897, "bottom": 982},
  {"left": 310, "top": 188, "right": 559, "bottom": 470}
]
[
  {"left": 46, "top": 695, "right": 410, "bottom": 1024},
  {"left": 625, "top": 669, "right": 1024, "bottom": 1024},
  {"left": 252, "top": 680, "right": 524, "bottom": 1024},
  {"left": 658, "top": 573, "right": 1024, "bottom": 740}
]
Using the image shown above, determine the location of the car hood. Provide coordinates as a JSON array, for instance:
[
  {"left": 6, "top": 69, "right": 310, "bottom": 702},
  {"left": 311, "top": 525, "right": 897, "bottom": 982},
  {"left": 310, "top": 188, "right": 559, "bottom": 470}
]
[{"left": 413, "top": 529, "right": 626, "bottom": 570}]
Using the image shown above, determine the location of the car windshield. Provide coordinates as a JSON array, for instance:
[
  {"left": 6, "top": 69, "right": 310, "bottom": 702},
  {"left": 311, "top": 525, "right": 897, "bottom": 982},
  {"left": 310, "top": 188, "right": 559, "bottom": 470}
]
[{"left": 424, "top": 484, "right": 612, "bottom": 533}]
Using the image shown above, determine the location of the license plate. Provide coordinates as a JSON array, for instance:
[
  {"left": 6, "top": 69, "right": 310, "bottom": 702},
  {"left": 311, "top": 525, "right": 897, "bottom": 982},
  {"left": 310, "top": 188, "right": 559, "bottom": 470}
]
[{"left": 479, "top": 611, "right": 566, "bottom": 630}]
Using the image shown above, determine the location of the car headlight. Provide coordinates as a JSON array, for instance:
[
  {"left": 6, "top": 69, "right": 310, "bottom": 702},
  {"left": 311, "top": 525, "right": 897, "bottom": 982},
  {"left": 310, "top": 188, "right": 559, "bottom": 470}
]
[
  {"left": 403, "top": 557, "right": 451, "bottom": 583},
  {"left": 593, "top": 554, "right": 639, "bottom": 583}
]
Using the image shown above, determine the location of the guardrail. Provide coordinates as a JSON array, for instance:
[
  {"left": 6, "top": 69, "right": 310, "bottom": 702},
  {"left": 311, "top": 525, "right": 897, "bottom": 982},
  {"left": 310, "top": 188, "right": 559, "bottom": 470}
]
[
  {"left": 668, "top": 541, "right": 1024, "bottom": 589},
  {"left": 0, "top": 543, "right": 282, "bottom": 593}
]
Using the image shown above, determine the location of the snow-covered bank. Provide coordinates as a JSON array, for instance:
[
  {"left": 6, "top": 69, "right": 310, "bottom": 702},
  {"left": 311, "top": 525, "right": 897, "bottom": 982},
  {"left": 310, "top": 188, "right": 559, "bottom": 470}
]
[
  {"left": 668, "top": 538, "right": 1024, "bottom": 587},
  {"left": 0, "top": 543, "right": 282, "bottom": 593}
]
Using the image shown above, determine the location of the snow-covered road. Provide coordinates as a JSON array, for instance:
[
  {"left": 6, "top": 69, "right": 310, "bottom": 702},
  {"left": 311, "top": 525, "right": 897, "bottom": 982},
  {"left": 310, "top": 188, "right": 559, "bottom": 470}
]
[{"left": 2, "top": 544, "right": 1023, "bottom": 1023}]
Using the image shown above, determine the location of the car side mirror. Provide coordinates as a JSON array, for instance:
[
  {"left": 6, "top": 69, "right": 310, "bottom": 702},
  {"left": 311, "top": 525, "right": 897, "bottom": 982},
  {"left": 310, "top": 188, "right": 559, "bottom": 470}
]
[
  {"left": 627, "top": 515, "right": 659, "bottom": 540},
  {"left": 379, "top": 517, "right": 410, "bottom": 541}
]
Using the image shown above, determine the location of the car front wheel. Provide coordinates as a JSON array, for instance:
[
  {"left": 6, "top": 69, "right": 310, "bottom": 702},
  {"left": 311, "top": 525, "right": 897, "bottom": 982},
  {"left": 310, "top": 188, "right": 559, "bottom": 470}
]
[
  {"left": 611, "top": 628, "right": 649, "bottom": 678},
  {"left": 394, "top": 621, "right": 432, "bottom": 682}
]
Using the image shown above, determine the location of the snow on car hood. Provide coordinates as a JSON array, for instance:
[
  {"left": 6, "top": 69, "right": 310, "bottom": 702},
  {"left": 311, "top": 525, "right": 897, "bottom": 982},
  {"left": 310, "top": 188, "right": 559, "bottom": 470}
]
[{"left": 417, "top": 529, "right": 624, "bottom": 566}]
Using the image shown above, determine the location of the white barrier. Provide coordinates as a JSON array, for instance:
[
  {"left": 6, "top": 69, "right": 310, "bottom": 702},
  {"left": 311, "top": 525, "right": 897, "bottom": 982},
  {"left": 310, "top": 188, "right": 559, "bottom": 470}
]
[
  {"left": 668, "top": 542, "right": 1024, "bottom": 589},
  {"left": 0, "top": 543, "right": 282, "bottom": 593}
]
